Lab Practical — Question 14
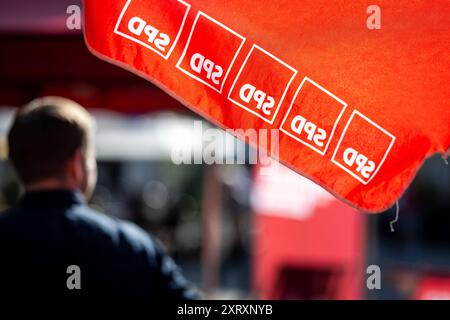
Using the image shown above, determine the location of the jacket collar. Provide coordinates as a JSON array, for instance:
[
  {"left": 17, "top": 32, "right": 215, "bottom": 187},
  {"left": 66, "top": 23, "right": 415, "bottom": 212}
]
[{"left": 19, "top": 189, "right": 86, "bottom": 208}]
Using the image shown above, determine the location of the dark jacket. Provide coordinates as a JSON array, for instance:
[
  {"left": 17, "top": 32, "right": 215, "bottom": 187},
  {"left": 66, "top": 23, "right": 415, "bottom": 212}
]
[{"left": 0, "top": 190, "right": 198, "bottom": 299}]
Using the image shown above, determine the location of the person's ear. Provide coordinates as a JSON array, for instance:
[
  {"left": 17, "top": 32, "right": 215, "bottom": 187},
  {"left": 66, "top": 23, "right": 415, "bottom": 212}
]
[{"left": 66, "top": 148, "right": 85, "bottom": 186}]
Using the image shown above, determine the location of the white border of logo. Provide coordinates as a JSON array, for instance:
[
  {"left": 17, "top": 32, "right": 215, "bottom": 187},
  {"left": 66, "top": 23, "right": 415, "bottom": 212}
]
[
  {"left": 227, "top": 44, "right": 297, "bottom": 124},
  {"left": 113, "top": 0, "right": 191, "bottom": 60},
  {"left": 280, "top": 76, "right": 347, "bottom": 156},
  {"left": 176, "top": 11, "right": 246, "bottom": 94},
  {"left": 331, "top": 110, "right": 396, "bottom": 185}
]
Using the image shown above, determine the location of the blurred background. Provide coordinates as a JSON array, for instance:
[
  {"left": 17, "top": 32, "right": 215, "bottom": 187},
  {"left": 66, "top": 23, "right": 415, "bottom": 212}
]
[{"left": 0, "top": 0, "right": 449, "bottom": 300}]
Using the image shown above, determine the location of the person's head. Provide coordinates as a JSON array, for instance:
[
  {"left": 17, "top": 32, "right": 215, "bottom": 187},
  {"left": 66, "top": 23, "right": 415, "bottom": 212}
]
[{"left": 7, "top": 97, "right": 97, "bottom": 199}]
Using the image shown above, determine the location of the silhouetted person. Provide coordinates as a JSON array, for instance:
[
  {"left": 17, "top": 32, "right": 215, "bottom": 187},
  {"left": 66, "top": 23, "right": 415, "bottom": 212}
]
[{"left": 0, "top": 97, "right": 198, "bottom": 299}]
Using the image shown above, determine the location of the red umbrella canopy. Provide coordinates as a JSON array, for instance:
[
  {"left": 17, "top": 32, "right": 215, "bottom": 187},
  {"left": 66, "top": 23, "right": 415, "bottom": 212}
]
[{"left": 83, "top": 0, "right": 450, "bottom": 212}]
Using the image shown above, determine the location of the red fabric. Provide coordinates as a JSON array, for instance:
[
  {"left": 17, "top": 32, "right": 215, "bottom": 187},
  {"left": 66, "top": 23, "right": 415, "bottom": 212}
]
[
  {"left": 415, "top": 275, "right": 450, "bottom": 300},
  {"left": 83, "top": 0, "right": 450, "bottom": 212}
]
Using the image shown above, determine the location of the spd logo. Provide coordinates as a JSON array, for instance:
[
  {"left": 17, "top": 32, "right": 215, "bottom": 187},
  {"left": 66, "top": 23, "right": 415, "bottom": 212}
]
[
  {"left": 280, "top": 77, "right": 347, "bottom": 155},
  {"left": 114, "top": 0, "right": 190, "bottom": 59},
  {"left": 228, "top": 45, "right": 297, "bottom": 124},
  {"left": 332, "top": 110, "right": 396, "bottom": 185},
  {"left": 177, "top": 12, "right": 246, "bottom": 93}
]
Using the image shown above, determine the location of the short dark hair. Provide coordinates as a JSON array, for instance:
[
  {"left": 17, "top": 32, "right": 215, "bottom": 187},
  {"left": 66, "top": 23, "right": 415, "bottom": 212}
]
[{"left": 7, "top": 97, "right": 94, "bottom": 185}]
